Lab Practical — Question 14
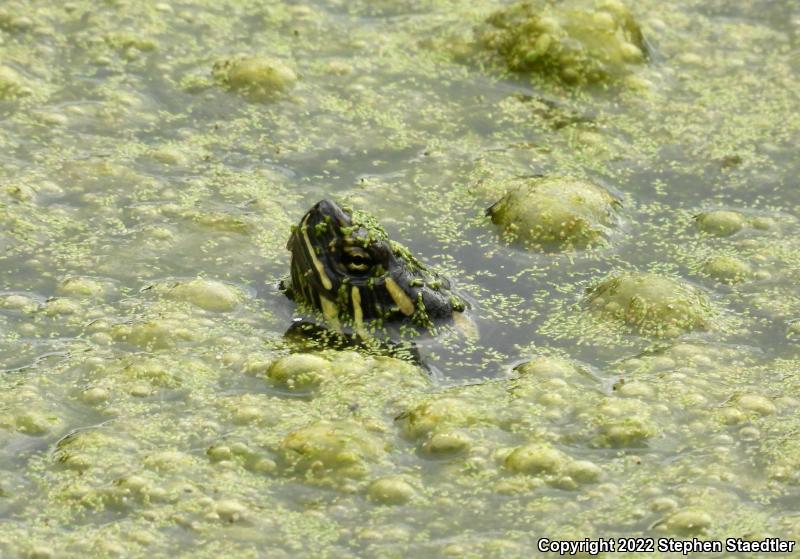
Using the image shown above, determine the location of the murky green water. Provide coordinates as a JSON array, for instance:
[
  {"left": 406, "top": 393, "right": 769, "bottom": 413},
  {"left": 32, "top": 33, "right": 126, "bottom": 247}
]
[{"left": 1, "top": 0, "right": 799, "bottom": 557}]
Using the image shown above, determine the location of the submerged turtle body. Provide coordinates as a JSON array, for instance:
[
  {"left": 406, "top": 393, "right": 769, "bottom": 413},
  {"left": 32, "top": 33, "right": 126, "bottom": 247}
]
[{"left": 283, "top": 200, "right": 467, "bottom": 333}]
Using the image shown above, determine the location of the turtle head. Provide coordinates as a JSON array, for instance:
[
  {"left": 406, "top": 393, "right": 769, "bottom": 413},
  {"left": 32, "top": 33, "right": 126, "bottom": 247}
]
[{"left": 285, "top": 199, "right": 466, "bottom": 327}]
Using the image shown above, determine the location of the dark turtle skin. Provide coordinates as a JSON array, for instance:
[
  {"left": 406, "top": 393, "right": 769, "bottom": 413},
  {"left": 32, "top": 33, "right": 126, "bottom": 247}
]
[{"left": 283, "top": 199, "right": 466, "bottom": 331}]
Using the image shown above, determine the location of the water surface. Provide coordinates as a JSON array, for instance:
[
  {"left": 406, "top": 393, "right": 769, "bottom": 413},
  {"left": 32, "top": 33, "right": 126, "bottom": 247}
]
[{"left": 0, "top": 0, "right": 799, "bottom": 557}]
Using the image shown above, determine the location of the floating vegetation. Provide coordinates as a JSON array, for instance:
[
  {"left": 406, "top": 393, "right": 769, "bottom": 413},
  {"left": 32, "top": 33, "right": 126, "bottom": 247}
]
[
  {"left": 0, "top": 0, "right": 798, "bottom": 556},
  {"left": 487, "top": 175, "right": 620, "bottom": 251},
  {"left": 477, "top": 0, "right": 647, "bottom": 85}
]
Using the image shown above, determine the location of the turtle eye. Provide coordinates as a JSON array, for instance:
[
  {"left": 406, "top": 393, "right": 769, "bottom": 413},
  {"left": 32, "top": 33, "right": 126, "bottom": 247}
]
[{"left": 343, "top": 246, "right": 373, "bottom": 273}]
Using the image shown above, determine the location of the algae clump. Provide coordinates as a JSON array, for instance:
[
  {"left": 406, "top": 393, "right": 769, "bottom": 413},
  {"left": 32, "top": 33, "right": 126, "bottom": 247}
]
[
  {"left": 504, "top": 443, "right": 568, "bottom": 475},
  {"left": 587, "top": 272, "right": 713, "bottom": 336},
  {"left": 56, "top": 276, "right": 107, "bottom": 299},
  {"left": 213, "top": 55, "right": 297, "bottom": 101},
  {"left": 267, "top": 353, "right": 333, "bottom": 391},
  {"left": 478, "top": 0, "right": 646, "bottom": 85},
  {"left": 280, "top": 420, "right": 387, "bottom": 481},
  {"left": 663, "top": 509, "right": 713, "bottom": 535},
  {"left": 488, "top": 176, "right": 619, "bottom": 251},
  {"left": 696, "top": 210, "right": 746, "bottom": 237},
  {"left": 166, "top": 278, "right": 241, "bottom": 312},
  {"left": 0, "top": 65, "right": 26, "bottom": 99},
  {"left": 367, "top": 476, "right": 417, "bottom": 505},
  {"left": 398, "top": 397, "right": 479, "bottom": 439},
  {"left": 514, "top": 356, "right": 584, "bottom": 379},
  {"left": 702, "top": 255, "right": 751, "bottom": 284}
]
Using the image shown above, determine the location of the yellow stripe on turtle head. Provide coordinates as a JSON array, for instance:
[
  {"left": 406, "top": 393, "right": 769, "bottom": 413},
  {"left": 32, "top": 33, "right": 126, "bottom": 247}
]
[
  {"left": 319, "top": 294, "right": 341, "bottom": 332},
  {"left": 301, "top": 215, "right": 333, "bottom": 291},
  {"left": 385, "top": 277, "right": 415, "bottom": 316},
  {"left": 351, "top": 286, "right": 367, "bottom": 338},
  {"left": 351, "top": 286, "right": 363, "bottom": 326}
]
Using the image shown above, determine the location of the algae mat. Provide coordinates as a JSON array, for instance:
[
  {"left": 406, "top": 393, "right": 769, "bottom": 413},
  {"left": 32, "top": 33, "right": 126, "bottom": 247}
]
[{"left": 0, "top": 0, "right": 799, "bottom": 557}]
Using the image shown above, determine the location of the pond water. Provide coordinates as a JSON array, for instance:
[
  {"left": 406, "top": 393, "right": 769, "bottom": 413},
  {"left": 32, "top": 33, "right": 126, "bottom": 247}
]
[{"left": 0, "top": 0, "right": 799, "bottom": 557}]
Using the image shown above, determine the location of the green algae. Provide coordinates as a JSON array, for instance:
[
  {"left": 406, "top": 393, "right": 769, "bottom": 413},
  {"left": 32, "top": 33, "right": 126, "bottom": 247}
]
[
  {"left": 213, "top": 55, "right": 297, "bottom": 101},
  {"left": 488, "top": 175, "right": 619, "bottom": 251},
  {"left": 587, "top": 272, "right": 715, "bottom": 337},
  {"left": 267, "top": 352, "right": 333, "bottom": 391},
  {"left": 696, "top": 210, "right": 748, "bottom": 237},
  {"left": 0, "top": 64, "right": 27, "bottom": 99},
  {"left": 367, "top": 475, "right": 417, "bottom": 505},
  {"left": 477, "top": 0, "right": 646, "bottom": 85},
  {"left": 280, "top": 420, "right": 388, "bottom": 482},
  {"left": 703, "top": 255, "right": 752, "bottom": 284},
  {"left": 0, "top": 0, "right": 797, "bottom": 556},
  {"left": 504, "top": 442, "right": 570, "bottom": 474},
  {"left": 162, "top": 278, "right": 242, "bottom": 312}
]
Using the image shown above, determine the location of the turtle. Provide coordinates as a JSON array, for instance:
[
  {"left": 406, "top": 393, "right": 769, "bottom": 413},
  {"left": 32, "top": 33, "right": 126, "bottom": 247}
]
[{"left": 281, "top": 199, "right": 469, "bottom": 339}]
